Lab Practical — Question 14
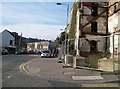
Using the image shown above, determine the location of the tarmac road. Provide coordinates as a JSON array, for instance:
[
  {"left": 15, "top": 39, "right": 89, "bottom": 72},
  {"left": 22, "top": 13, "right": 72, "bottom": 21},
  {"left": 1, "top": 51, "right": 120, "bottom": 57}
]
[{"left": 2, "top": 54, "right": 119, "bottom": 88}]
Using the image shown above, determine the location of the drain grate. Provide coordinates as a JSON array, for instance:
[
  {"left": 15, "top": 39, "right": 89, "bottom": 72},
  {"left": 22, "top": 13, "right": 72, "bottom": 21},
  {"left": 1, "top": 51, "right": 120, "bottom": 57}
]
[{"left": 72, "top": 76, "right": 103, "bottom": 80}]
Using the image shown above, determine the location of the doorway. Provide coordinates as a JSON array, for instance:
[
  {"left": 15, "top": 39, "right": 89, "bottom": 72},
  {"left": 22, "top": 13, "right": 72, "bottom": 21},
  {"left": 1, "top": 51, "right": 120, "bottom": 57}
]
[{"left": 90, "top": 41, "right": 97, "bottom": 52}]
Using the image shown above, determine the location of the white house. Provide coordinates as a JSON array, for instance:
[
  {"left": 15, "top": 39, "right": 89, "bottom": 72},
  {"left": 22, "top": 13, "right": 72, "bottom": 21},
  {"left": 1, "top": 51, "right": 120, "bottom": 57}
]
[
  {"left": 27, "top": 41, "right": 56, "bottom": 52},
  {"left": 0, "top": 30, "right": 16, "bottom": 54}
]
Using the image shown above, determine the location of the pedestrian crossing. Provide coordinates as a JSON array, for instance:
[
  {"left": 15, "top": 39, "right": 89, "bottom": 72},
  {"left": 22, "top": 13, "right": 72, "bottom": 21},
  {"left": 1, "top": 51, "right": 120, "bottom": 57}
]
[{"left": 72, "top": 76, "right": 103, "bottom": 80}]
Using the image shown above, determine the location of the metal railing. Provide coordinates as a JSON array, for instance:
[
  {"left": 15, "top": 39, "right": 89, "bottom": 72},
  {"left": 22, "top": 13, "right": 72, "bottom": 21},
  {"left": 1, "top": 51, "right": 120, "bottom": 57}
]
[{"left": 59, "top": 33, "right": 120, "bottom": 71}]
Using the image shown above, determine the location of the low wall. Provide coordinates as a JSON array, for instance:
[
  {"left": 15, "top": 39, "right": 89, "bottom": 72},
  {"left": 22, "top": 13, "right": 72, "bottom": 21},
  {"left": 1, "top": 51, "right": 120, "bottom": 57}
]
[
  {"left": 98, "top": 58, "right": 119, "bottom": 72},
  {"left": 66, "top": 55, "right": 85, "bottom": 68}
]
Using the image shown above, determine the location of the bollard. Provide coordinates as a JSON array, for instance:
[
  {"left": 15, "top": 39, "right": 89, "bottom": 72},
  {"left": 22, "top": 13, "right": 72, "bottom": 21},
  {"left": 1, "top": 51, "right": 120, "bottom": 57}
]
[{"left": 73, "top": 57, "right": 76, "bottom": 69}]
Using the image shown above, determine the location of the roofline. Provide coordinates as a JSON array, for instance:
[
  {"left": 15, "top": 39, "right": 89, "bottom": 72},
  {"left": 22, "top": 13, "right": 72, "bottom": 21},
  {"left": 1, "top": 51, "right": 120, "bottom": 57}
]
[{"left": 3, "top": 29, "right": 15, "bottom": 38}]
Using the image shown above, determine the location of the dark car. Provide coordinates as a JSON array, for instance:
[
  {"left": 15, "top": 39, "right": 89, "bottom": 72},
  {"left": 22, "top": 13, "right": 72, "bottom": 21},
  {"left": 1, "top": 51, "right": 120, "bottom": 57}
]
[
  {"left": 15, "top": 49, "right": 28, "bottom": 55},
  {"left": 2, "top": 49, "right": 8, "bottom": 55}
]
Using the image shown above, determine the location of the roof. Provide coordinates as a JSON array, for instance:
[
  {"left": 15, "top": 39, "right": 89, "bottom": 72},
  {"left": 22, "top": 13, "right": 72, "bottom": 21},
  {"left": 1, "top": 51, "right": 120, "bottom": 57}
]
[{"left": 2, "top": 29, "right": 15, "bottom": 38}]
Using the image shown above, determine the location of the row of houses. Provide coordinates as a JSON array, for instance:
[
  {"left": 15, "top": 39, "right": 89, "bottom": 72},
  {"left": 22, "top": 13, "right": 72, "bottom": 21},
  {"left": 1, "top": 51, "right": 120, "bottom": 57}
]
[
  {"left": 0, "top": 29, "right": 56, "bottom": 54},
  {"left": 0, "top": 30, "right": 27, "bottom": 54},
  {"left": 66, "top": 0, "right": 120, "bottom": 58},
  {"left": 27, "top": 41, "right": 56, "bottom": 53}
]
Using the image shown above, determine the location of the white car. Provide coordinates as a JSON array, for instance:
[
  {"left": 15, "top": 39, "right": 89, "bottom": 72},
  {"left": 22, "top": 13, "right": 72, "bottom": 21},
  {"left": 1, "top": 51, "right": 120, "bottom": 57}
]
[{"left": 41, "top": 50, "right": 51, "bottom": 58}]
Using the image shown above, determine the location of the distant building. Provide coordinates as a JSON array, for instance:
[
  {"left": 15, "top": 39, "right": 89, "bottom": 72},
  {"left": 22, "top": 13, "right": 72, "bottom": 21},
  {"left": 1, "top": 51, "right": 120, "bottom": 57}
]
[
  {"left": 11, "top": 32, "right": 27, "bottom": 50},
  {"left": 27, "top": 41, "right": 56, "bottom": 52},
  {"left": 0, "top": 30, "right": 16, "bottom": 54}
]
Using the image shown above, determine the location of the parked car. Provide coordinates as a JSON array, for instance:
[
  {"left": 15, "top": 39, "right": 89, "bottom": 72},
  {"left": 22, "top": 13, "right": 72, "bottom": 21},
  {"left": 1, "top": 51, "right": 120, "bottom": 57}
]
[
  {"left": 41, "top": 50, "right": 51, "bottom": 58},
  {"left": 15, "top": 49, "right": 27, "bottom": 55},
  {"left": 2, "top": 48, "right": 8, "bottom": 55},
  {"left": 27, "top": 50, "right": 36, "bottom": 54}
]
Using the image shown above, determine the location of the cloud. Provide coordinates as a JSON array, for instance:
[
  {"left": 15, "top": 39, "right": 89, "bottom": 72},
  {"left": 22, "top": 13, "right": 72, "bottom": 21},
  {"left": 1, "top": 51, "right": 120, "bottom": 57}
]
[
  {"left": 0, "top": 3, "right": 2, "bottom": 26},
  {"left": 1, "top": 23, "right": 65, "bottom": 40},
  {"left": 2, "top": 2, "right": 67, "bottom": 25},
  {"left": 1, "top": 2, "right": 73, "bottom": 40},
  {"left": 2, "top": 0, "right": 74, "bottom": 2}
]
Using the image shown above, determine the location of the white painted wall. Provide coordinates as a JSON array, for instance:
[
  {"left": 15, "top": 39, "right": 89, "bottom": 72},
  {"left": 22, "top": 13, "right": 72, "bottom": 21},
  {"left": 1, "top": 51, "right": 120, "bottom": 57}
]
[
  {"left": 75, "top": 9, "right": 80, "bottom": 55},
  {"left": 109, "top": 33, "right": 119, "bottom": 53},
  {"left": 108, "top": 13, "right": 118, "bottom": 33},
  {"left": 0, "top": 30, "right": 15, "bottom": 48},
  {"left": 108, "top": 12, "right": 119, "bottom": 53}
]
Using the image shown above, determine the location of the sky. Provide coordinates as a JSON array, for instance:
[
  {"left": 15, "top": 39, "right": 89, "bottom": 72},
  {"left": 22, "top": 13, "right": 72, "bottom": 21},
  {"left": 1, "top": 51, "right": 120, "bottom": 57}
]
[{"left": 0, "top": 1, "right": 74, "bottom": 40}]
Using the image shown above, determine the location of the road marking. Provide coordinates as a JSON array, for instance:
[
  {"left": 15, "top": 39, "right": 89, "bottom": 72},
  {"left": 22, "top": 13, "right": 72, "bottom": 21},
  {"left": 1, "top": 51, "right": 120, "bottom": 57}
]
[
  {"left": 72, "top": 76, "right": 103, "bottom": 80},
  {"left": 81, "top": 83, "right": 119, "bottom": 87},
  {"left": 19, "top": 62, "right": 34, "bottom": 76},
  {"left": 7, "top": 75, "right": 12, "bottom": 78},
  {"left": 63, "top": 72, "right": 75, "bottom": 75}
]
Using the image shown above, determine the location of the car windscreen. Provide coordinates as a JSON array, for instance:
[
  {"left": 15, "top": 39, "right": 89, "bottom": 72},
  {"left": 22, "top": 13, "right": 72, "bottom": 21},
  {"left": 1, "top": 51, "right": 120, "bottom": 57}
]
[{"left": 42, "top": 51, "right": 50, "bottom": 53}]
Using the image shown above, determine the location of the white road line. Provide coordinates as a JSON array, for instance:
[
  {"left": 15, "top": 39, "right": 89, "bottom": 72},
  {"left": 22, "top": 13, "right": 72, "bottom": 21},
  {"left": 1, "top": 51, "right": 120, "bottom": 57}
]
[
  {"left": 7, "top": 75, "right": 12, "bottom": 78},
  {"left": 19, "top": 63, "right": 34, "bottom": 76},
  {"left": 63, "top": 72, "right": 75, "bottom": 75},
  {"left": 72, "top": 76, "right": 103, "bottom": 80}
]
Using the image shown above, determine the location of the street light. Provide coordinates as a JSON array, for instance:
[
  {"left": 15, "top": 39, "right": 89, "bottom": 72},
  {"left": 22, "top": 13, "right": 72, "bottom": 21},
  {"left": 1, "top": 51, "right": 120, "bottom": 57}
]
[
  {"left": 56, "top": 3, "right": 69, "bottom": 57},
  {"left": 56, "top": 3, "right": 69, "bottom": 28}
]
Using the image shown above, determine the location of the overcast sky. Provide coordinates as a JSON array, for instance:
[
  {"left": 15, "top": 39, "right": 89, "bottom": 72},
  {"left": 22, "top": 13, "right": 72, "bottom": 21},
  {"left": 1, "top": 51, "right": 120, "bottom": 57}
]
[{"left": 0, "top": 1, "right": 73, "bottom": 40}]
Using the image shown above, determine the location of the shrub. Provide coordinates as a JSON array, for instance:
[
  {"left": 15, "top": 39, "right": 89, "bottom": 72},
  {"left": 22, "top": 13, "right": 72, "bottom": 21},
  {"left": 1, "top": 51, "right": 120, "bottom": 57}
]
[
  {"left": 85, "top": 52, "right": 111, "bottom": 68},
  {"left": 69, "top": 50, "right": 76, "bottom": 56}
]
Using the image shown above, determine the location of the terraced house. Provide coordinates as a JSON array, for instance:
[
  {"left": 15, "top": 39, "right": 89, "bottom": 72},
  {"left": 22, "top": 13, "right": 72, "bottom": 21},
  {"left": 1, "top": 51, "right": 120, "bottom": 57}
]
[{"left": 27, "top": 41, "right": 56, "bottom": 53}]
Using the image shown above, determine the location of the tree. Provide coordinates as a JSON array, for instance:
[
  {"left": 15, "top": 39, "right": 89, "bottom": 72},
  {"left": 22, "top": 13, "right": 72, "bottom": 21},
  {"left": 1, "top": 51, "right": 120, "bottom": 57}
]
[
  {"left": 68, "top": 2, "right": 78, "bottom": 55},
  {"left": 56, "top": 31, "right": 65, "bottom": 46}
]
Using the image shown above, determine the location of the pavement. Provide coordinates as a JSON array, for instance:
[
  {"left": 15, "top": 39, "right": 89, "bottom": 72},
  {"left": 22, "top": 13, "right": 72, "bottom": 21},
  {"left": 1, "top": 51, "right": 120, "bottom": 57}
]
[{"left": 21, "top": 57, "right": 120, "bottom": 87}]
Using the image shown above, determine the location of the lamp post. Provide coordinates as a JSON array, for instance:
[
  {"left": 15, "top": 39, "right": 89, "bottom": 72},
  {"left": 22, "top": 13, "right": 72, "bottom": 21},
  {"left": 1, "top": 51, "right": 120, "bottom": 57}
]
[{"left": 56, "top": 3, "right": 69, "bottom": 57}]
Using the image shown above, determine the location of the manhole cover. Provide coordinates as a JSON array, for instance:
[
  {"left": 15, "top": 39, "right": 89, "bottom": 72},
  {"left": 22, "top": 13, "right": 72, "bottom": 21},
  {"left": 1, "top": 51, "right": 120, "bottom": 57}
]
[{"left": 72, "top": 76, "right": 103, "bottom": 80}]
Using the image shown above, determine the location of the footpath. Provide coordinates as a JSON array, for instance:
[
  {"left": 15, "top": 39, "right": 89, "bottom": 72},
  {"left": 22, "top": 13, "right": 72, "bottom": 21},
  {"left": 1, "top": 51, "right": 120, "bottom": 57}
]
[{"left": 20, "top": 57, "right": 119, "bottom": 87}]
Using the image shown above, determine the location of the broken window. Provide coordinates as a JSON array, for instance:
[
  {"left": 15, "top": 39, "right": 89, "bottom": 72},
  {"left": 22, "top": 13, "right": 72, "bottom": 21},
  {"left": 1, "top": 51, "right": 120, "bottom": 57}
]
[
  {"left": 90, "top": 41, "right": 97, "bottom": 52},
  {"left": 91, "top": 22, "right": 97, "bottom": 33},
  {"left": 91, "top": 3, "right": 98, "bottom": 16}
]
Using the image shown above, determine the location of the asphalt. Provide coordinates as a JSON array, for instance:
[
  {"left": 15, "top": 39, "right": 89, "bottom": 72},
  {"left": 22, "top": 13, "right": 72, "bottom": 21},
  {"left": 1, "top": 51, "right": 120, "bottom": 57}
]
[{"left": 21, "top": 56, "right": 120, "bottom": 87}]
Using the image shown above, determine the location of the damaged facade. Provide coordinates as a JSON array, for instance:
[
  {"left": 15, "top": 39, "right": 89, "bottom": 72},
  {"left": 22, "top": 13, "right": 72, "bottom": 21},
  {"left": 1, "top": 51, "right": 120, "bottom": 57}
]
[
  {"left": 74, "top": 1, "right": 109, "bottom": 56},
  {"left": 69, "top": 0, "right": 120, "bottom": 57}
]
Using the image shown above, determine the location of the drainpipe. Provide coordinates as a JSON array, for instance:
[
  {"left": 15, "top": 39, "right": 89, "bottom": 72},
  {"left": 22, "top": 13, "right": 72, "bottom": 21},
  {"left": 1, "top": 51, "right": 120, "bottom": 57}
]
[
  {"left": 105, "top": 7, "right": 108, "bottom": 52},
  {"left": 76, "top": 2, "right": 81, "bottom": 56},
  {"left": 112, "top": 33, "right": 115, "bottom": 72}
]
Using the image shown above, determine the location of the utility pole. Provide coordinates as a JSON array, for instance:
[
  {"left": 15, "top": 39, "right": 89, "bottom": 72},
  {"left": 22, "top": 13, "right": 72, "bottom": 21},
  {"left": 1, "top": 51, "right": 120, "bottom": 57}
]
[
  {"left": 112, "top": 33, "right": 115, "bottom": 72},
  {"left": 57, "top": 3, "right": 69, "bottom": 65},
  {"left": 19, "top": 33, "right": 22, "bottom": 50}
]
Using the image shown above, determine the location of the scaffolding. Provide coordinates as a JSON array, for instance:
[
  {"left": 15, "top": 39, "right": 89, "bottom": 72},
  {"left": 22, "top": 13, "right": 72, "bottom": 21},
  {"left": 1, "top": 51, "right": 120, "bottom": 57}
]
[{"left": 77, "top": 1, "right": 120, "bottom": 56}]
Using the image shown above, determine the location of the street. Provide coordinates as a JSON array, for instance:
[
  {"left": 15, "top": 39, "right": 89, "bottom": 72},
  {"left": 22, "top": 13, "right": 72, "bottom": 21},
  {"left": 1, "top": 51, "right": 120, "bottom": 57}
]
[
  {"left": 2, "top": 55, "right": 119, "bottom": 88},
  {"left": 2, "top": 55, "right": 45, "bottom": 87}
]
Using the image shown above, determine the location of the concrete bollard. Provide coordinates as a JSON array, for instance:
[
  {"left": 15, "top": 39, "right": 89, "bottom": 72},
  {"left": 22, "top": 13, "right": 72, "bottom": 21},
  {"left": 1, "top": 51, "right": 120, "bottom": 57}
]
[
  {"left": 73, "top": 57, "right": 76, "bottom": 69},
  {"left": 67, "top": 55, "right": 73, "bottom": 66},
  {"left": 73, "top": 56, "right": 85, "bottom": 68}
]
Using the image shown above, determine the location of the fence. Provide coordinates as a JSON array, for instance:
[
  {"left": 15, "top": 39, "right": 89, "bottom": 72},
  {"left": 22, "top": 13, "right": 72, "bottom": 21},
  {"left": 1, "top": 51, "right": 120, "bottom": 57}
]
[{"left": 59, "top": 32, "right": 120, "bottom": 71}]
